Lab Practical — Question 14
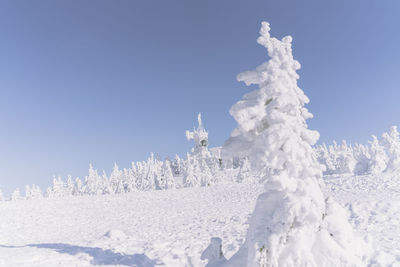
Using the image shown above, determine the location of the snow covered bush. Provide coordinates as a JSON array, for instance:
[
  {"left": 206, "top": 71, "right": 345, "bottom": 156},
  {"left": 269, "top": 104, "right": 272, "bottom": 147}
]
[{"left": 222, "top": 21, "right": 369, "bottom": 266}]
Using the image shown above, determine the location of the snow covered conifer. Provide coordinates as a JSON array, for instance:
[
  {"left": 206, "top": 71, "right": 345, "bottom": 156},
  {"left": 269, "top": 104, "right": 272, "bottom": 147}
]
[
  {"left": 368, "top": 135, "right": 387, "bottom": 174},
  {"left": 83, "top": 164, "right": 101, "bottom": 195},
  {"left": 11, "top": 188, "right": 22, "bottom": 201},
  {"left": 25, "top": 185, "right": 32, "bottom": 200},
  {"left": 353, "top": 143, "right": 370, "bottom": 174},
  {"left": 223, "top": 22, "right": 369, "bottom": 266},
  {"left": 109, "top": 163, "right": 122, "bottom": 193},
  {"left": 66, "top": 175, "right": 75, "bottom": 196},
  {"left": 162, "top": 160, "right": 175, "bottom": 189},
  {"left": 199, "top": 159, "right": 214, "bottom": 186},
  {"left": 30, "top": 184, "right": 43, "bottom": 199},
  {"left": 143, "top": 154, "right": 157, "bottom": 190},
  {"left": 381, "top": 126, "right": 400, "bottom": 170},
  {"left": 101, "top": 170, "right": 113, "bottom": 194},
  {"left": 237, "top": 157, "right": 251, "bottom": 183},
  {"left": 335, "top": 141, "right": 356, "bottom": 174},
  {"left": 73, "top": 177, "right": 83, "bottom": 196},
  {"left": 172, "top": 155, "right": 183, "bottom": 175},
  {"left": 0, "top": 189, "right": 4, "bottom": 201},
  {"left": 183, "top": 154, "right": 200, "bottom": 187}
]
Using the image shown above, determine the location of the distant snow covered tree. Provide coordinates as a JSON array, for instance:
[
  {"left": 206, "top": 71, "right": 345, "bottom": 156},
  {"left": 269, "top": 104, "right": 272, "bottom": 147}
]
[
  {"left": 183, "top": 154, "right": 200, "bottom": 187},
  {"left": 47, "top": 176, "right": 68, "bottom": 197},
  {"left": 316, "top": 143, "right": 334, "bottom": 174},
  {"left": 11, "top": 188, "right": 22, "bottom": 201},
  {"left": 368, "top": 135, "right": 387, "bottom": 174},
  {"left": 135, "top": 161, "right": 145, "bottom": 190},
  {"left": 223, "top": 22, "right": 369, "bottom": 266},
  {"left": 381, "top": 126, "right": 400, "bottom": 171},
  {"left": 25, "top": 185, "right": 32, "bottom": 200},
  {"left": 101, "top": 170, "right": 113, "bottom": 194},
  {"left": 353, "top": 143, "right": 370, "bottom": 174},
  {"left": 0, "top": 189, "right": 4, "bottom": 201},
  {"left": 199, "top": 158, "right": 214, "bottom": 186},
  {"left": 83, "top": 164, "right": 101, "bottom": 195},
  {"left": 172, "top": 155, "right": 183, "bottom": 176},
  {"left": 73, "top": 177, "right": 83, "bottom": 196},
  {"left": 124, "top": 168, "right": 136, "bottom": 192},
  {"left": 66, "top": 175, "right": 75, "bottom": 196},
  {"left": 30, "top": 184, "right": 43, "bottom": 199},
  {"left": 161, "top": 160, "right": 175, "bottom": 189},
  {"left": 109, "top": 163, "right": 122, "bottom": 193},
  {"left": 335, "top": 141, "right": 356, "bottom": 174},
  {"left": 236, "top": 157, "right": 251, "bottom": 183}
]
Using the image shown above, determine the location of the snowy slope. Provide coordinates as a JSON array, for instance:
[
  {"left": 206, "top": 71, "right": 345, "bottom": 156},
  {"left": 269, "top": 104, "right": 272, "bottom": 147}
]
[
  {"left": 324, "top": 170, "right": 400, "bottom": 265},
  {"left": 1, "top": 172, "right": 400, "bottom": 266},
  {"left": 0, "top": 182, "right": 262, "bottom": 266}
]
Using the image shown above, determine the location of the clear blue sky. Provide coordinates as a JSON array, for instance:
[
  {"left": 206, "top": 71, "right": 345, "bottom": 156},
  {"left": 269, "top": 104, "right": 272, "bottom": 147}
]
[{"left": 0, "top": 0, "right": 399, "bottom": 194}]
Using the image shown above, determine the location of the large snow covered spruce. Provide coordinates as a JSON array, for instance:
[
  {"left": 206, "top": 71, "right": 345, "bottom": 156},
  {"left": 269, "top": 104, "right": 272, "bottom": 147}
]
[{"left": 222, "top": 22, "right": 370, "bottom": 267}]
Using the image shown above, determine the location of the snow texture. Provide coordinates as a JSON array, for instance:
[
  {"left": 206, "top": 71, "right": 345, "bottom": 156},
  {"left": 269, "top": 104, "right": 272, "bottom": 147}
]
[{"left": 1, "top": 173, "right": 400, "bottom": 266}]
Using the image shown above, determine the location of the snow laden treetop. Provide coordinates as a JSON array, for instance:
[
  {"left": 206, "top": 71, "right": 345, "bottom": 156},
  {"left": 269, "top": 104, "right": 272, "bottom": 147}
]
[
  {"left": 222, "top": 22, "right": 370, "bottom": 267},
  {"left": 223, "top": 21, "right": 319, "bottom": 176}
]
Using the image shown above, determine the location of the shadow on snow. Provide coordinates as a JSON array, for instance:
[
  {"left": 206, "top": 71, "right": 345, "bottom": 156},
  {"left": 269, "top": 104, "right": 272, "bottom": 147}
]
[{"left": 0, "top": 243, "right": 160, "bottom": 267}]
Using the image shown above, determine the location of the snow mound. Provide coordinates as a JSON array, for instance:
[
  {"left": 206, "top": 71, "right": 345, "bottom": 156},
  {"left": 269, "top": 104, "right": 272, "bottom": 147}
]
[
  {"left": 201, "top": 237, "right": 227, "bottom": 266},
  {"left": 104, "top": 229, "right": 127, "bottom": 240}
]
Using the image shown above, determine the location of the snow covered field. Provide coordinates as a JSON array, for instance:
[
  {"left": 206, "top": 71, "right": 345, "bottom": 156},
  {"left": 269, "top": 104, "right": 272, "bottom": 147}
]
[{"left": 1, "top": 172, "right": 399, "bottom": 266}]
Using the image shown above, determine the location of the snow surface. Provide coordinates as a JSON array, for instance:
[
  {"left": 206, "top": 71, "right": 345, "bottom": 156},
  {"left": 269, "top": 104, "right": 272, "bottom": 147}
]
[{"left": 1, "top": 172, "right": 400, "bottom": 266}]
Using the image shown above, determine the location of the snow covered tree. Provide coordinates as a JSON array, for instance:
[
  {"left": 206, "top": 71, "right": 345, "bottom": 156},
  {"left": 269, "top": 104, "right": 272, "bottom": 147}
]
[
  {"left": 0, "top": 189, "right": 4, "bottom": 201},
  {"left": 161, "top": 160, "right": 175, "bottom": 189},
  {"left": 171, "top": 155, "right": 183, "bottom": 175},
  {"left": 139, "top": 154, "right": 157, "bottom": 191},
  {"left": 11, "top": 188, "right": 22, "bottom": 201},
  {"left": 83, "top": 164, "right": 101, "bottom": 195},
  {"left": 368, "top": 135, "right": 387, "bottom": 174},
  {"left": 30, "top": 184, "right": 43, "bottom": 199},
  {"left": 381, "top": 126, "right": 400, "bottom": 171},
  {"left": 223, "top": 22, "right": 368, "bottom": 266},
  {"left": 353, "top": 143, "right": 370, "bottom": 174},
  {"left": 186, "top": 113, "right": 211, "bottom": 158},
  {"left": 66, "top": 175, "right": 75, "bottom": 196},
  {"left": 199, "top": 158, "right": 214, "bottom": 186},
  {"left": 135, "top": 161, "right": 144, "bottom": 190},
  {"left": 154, "top": 160, "right": 166, "bottom": 190},
  {"left": 73, "top": 177, "right": 83, "bottom": 196},
  {"left": 237, "top": 157, "right": 251, "bottom": 183},
  {"left": 46, "top": 176, "right": 69, "bottom": 198},
  {"left": 124, "top": 168, "right": 136, "bottom": 192},
  {"left": 109, "top": 163, "right": 122, "bottom": 193},
  {"left": 335, "top": 140, "right": 356, "bottom": 174},
  {"left": 316, "top": 143, "right": 334, "bottom": 174},
  {"left": 25, "top": 185, "right": 32, "bottom": 200},
  {"left": 101, "top": 170, "right": 113, "bottom": 194},
  {"left": 183, "top": 154, "right": 200, "bottom": 187}
]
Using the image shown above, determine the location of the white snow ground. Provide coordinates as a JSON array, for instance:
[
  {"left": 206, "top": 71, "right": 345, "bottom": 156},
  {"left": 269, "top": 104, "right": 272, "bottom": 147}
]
[{"left": 1, "top": 172, "right": 400, "bottom": 266}]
